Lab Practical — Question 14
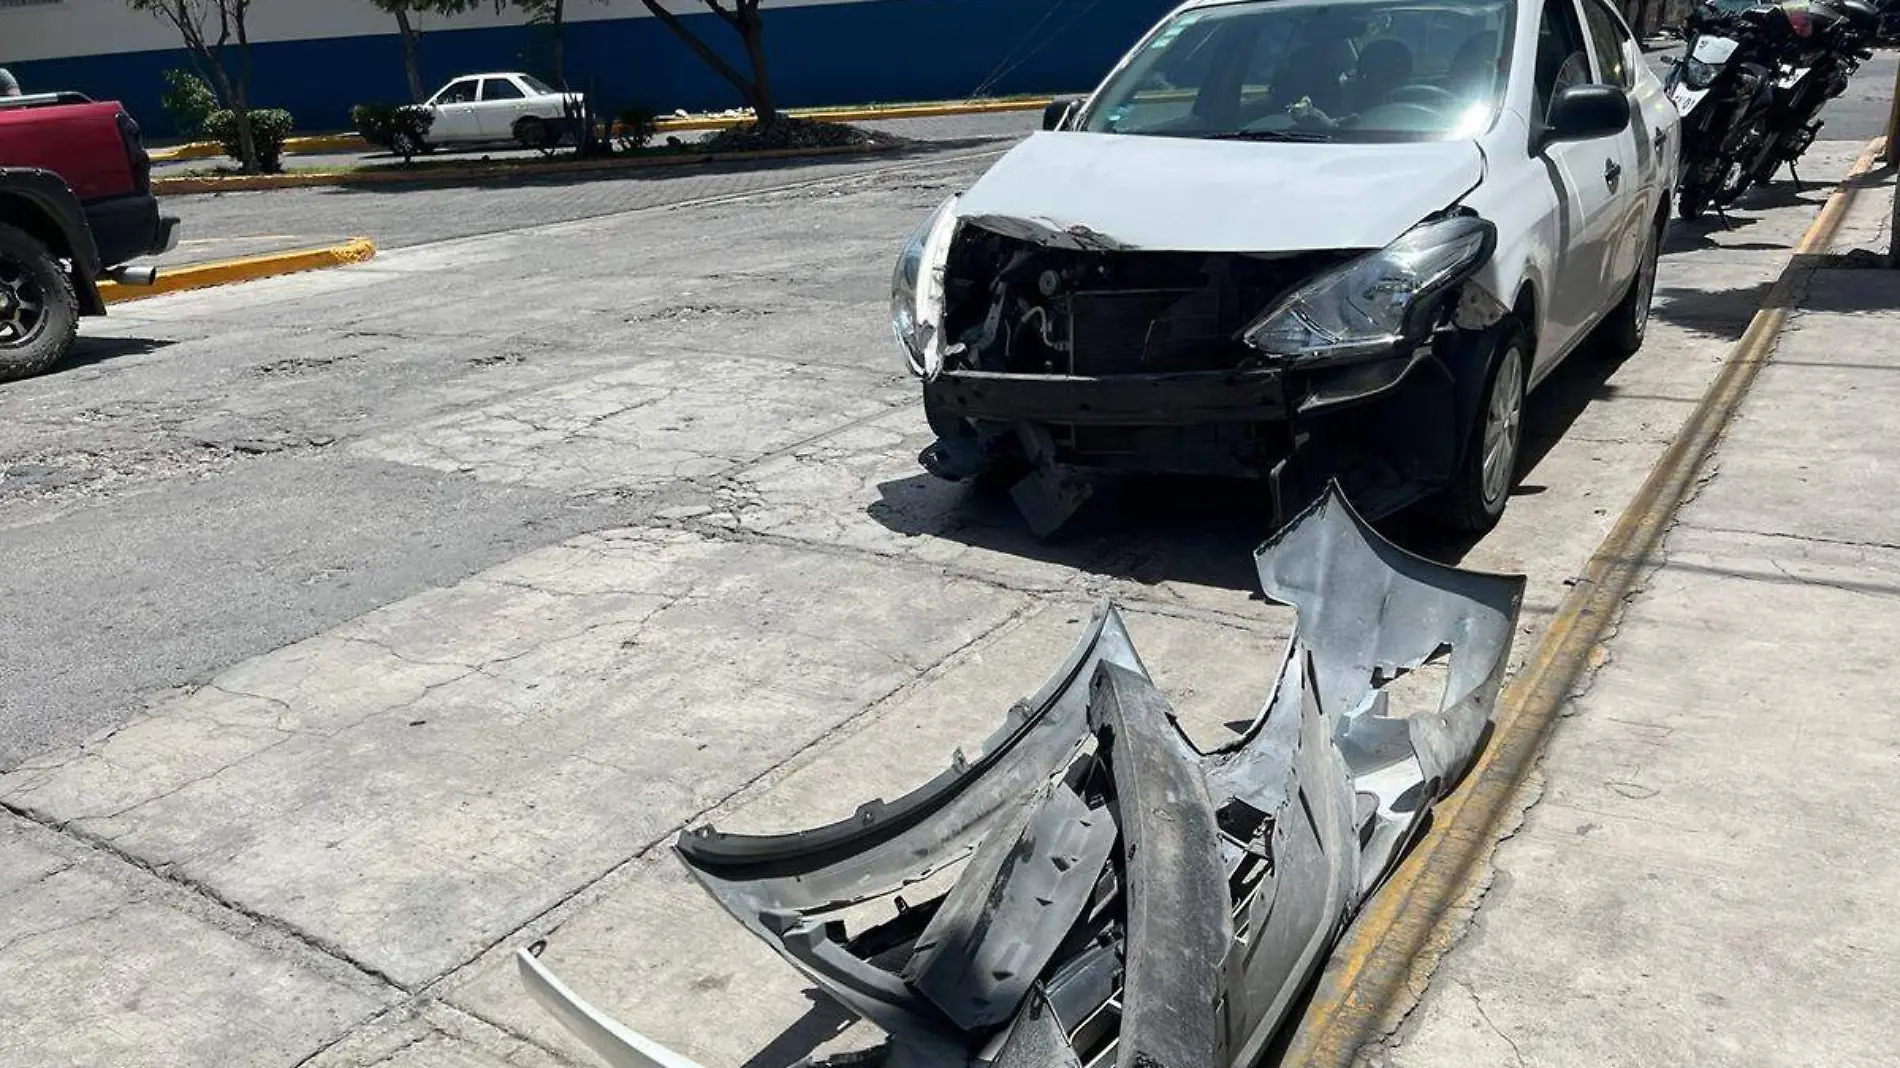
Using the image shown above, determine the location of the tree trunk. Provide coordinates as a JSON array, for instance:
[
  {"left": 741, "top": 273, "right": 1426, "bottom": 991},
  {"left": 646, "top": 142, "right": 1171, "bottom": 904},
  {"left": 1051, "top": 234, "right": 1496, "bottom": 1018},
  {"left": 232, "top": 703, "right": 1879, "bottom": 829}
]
[
  {"left": 233, "top": 1, "right": 259, "bottom": 171},
  {"left": 396, "top": 9, "right": 426, "bottom": 103},
  {"left": 740, "top": 10, "right": 775, "bottom": 125},
  {"left": 551, "top": 0, "right": 566, "bottom": 86},
  {"left": 635, "top": 0, "right": 766, "bottom": 117}
]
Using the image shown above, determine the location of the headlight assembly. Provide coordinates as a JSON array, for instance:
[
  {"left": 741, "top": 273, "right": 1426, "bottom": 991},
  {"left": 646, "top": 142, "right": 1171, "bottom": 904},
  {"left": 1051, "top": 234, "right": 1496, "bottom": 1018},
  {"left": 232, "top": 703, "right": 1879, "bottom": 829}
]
[
  {"left": 1681, "top": 56, "right": 1719, "bottom": 90},
  {"left": 890, "top": 195, "right": 960, "bottom": 378},
  {"left": 1243, "top": 215, "right": 1495, "bottom": 364}
]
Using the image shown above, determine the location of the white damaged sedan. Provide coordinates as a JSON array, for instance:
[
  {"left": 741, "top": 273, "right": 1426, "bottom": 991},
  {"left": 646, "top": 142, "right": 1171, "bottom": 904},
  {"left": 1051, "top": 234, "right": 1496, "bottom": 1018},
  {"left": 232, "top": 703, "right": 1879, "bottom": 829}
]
[{"left": 893, "top": 0, "right": 1678, "bottom": 534}]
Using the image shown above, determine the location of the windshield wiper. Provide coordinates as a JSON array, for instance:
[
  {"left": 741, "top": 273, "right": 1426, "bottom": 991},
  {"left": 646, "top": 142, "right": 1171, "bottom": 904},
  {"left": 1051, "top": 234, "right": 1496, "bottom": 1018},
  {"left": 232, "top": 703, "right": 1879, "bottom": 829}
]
[{"left": 1206, "top": 129, "right": 1336, "bottom": 143}]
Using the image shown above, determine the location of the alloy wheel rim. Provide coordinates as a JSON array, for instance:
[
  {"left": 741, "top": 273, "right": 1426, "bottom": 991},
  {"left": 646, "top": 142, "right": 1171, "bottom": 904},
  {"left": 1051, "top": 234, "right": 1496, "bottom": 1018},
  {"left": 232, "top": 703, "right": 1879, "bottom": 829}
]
[
  {"left": 1480, "top": 346, "right": 1525, "bottom": 508},
  {"left": 0, "top": 255, "right": 46, "bottom": 350}
]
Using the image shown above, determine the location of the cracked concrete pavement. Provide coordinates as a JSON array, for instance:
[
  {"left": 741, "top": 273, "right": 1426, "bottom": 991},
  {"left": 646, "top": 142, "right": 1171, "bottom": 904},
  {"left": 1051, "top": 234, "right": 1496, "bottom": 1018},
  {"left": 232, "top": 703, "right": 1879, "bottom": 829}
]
[
  {"left": 1, "top": 93, "right": 1894, "bottom": 1066},
  {"left": 1374, "top": 163, "right": 1900, "bottom": 1068}
]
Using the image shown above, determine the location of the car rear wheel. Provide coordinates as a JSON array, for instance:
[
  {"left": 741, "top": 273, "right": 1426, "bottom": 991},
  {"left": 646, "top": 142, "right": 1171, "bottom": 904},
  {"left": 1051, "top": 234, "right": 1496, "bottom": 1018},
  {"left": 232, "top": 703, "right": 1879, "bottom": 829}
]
[
  {"left": 514, "top": 117, "right": 551, "bottom": 151},
  {"left": 1435, "top": 317, "right": 1530, "bottom": 534},
  {"left": 0, "top": 222, "right": 79, "bottom": 383}
]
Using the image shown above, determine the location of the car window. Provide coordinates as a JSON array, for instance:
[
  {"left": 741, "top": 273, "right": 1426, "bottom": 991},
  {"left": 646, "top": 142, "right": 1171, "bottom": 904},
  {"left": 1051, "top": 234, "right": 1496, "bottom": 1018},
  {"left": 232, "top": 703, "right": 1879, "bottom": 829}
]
[
  {"left": 433, "top": 79, "right": 478, "bottom": 105},
  {"left": 1078, "top": 0, "right": 1516, "bottom": 144},
  {"left": 482, "top": 78, "right": 526, "bottom": 101},
  {"left": 1534, "top": 0, "right": 1593, "bottom": 122},
  {"left": 1580, "top": 0, "right": 1634, "bottom": 89},
  {"left": 518, "top": 74, "right": 556, "bottom": 95}
]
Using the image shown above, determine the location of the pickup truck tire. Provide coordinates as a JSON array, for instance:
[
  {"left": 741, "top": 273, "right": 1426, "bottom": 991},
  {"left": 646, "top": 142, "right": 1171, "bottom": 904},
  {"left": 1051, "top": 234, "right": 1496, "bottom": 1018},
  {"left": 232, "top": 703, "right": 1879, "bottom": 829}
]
[
  {"left": 1435, "top": 316, "right": 1530, "bottom": 534},
  {"left": 0, "top": 221, "right": 79, "bottom": 383}
]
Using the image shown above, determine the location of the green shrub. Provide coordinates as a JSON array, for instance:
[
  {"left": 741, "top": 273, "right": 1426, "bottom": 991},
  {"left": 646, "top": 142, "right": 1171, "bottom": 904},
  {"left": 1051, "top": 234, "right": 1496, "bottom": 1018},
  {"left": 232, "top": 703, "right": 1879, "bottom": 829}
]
[
  {"left": 158, "top": 69, "right": 217, "bottom": 138},
  {"left": 351, "top": 103, "right": 435, "bottom": 161},
  {"left": 202, "top": 108, "right": 295, "bottom": 171},
  {"left": 614, "top": 107, "right": 658, "bottom": 152}
]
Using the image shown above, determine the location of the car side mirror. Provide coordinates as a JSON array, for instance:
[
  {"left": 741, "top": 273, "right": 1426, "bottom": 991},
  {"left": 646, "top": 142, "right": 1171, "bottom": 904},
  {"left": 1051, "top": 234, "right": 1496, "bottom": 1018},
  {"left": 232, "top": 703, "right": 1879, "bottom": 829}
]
[
  {"left": 1541, "top": 84, "right": 1630, "bottom": 148},
  {"left": 1043, "top": 97, "right": 1080, "bottom": 131}
]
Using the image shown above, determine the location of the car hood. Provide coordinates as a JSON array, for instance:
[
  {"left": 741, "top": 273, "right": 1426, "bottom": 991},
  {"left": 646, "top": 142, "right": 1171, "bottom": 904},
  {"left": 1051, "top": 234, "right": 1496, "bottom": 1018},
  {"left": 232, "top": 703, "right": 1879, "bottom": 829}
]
[{"left": 954, "top": 132, "right": 1487, "bottom": 253}]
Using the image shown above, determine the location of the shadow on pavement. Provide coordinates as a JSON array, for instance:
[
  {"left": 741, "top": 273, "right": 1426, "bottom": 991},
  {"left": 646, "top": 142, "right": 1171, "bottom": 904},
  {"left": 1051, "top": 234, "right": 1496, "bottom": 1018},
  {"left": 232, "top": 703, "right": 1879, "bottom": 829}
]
[
  {"left": 314, "top": 137, "right": 1012, "bottom": 196},
  {"left": 866, "top": 338, "right": 1633, "bottom": 588},
  {"left": 45, "top": 336, "right": 177, "bottom": 376}
]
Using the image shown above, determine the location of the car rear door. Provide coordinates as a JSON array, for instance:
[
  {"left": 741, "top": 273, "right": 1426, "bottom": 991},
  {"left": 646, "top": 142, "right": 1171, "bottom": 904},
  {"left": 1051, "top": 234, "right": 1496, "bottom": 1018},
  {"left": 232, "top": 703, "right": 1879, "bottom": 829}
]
[
  {"left": 1533, "top": 0, "right": 1626, "bottom": 369},
  {"left": 429, "top": 78, "right": 482, "bottom": 141},
  {"left": 477, "top": 77, "right": 531, "bottom": 139}
]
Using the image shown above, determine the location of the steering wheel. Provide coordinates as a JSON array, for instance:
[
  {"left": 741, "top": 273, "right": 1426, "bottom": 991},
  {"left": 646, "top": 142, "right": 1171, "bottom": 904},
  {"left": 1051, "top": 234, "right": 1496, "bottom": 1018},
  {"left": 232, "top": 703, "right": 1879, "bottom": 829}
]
[{"left": 1383, "top": 84, "right": 1460, "bottom": 108}]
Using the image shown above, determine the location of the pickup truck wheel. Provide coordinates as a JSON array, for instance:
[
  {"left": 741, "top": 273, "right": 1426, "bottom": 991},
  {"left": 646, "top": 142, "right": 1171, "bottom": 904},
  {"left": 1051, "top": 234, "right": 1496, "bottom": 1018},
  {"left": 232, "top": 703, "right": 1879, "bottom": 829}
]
[
  {"left": 1435, "top": 317, "right": 1530, "bottom": 534},
  {"left": 0, "top": 222, "right": 79, "bottom": 383}
]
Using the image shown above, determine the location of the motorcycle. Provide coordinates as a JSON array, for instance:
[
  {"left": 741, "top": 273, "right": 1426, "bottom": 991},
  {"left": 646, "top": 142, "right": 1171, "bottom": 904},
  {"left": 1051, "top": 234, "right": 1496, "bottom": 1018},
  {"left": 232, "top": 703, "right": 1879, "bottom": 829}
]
[{"left": 1666, "top": 0, "right": 1879, "bottom": 219}]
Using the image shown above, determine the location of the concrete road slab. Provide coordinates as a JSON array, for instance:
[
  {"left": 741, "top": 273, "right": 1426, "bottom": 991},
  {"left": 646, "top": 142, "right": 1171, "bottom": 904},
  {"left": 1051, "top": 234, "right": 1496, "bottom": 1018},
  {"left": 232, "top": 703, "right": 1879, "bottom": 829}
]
[
  {"left": 2, "top": 527, "right": 1027, "bottom": 989},
  {"left": 305, "top": 1002, "right": 568, "bottom": 1068},
  {"left": 0, "top": 814, "right": 391, "bottom": 1068},
  {"left": 442, "top": 598, "right": 1291, "bottom": 1067},
  {"left": 356, "top": 353, "right": 908, "bottom": 493}
]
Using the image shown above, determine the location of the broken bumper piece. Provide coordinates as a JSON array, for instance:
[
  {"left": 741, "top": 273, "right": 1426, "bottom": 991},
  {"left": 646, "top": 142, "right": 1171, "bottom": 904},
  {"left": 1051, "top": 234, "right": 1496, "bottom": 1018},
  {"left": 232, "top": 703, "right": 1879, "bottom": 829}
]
[{"left": 520, "top": 485, "right": 1526, "bottom": 1068}]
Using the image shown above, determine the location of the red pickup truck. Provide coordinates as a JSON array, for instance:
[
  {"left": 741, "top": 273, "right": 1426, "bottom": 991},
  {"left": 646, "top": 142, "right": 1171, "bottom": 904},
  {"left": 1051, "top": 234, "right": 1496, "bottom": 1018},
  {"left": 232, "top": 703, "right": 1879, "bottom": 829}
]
[{"left": 0, "top": 92, "right": 180, "bottom": 381}]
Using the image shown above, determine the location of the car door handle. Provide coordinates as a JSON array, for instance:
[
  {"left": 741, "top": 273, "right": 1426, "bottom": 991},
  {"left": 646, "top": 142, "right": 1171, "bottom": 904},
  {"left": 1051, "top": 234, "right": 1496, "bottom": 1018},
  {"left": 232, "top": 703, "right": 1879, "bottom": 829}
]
[
  {"left": 1653, "top": 129, "right": 1667, "bottom": 154},
  {"left": 1604, "top": 159, "right": 1623, "bottom": 190}
]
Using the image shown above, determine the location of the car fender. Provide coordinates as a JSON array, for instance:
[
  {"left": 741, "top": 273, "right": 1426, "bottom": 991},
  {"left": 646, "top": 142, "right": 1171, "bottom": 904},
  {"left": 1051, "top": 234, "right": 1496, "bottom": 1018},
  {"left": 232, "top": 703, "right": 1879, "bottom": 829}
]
[{"left": 1460, "top": 109, "right": 1555, "bottom": 379}]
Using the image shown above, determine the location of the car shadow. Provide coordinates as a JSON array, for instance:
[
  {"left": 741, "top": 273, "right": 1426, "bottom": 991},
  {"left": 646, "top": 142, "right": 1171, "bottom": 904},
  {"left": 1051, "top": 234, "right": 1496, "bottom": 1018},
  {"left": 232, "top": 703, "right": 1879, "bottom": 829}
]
[
  {"left": 867, "top": 336, "right": 1631, "bottom": 586},
  {"left": 316, "top": 136, "right": 1014, "bottom": 195}
]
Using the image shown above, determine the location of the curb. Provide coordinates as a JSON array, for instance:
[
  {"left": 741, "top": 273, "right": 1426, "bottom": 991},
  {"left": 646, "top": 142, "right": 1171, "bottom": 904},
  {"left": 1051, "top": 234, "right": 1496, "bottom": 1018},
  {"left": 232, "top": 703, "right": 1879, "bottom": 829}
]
[
  {"left": 153, "top": 140, "right": 903, "bottom": 195},
  {"left": 147, "top": 97, "right": 1052, "bottom": 163},
  {"left": 1281, "top": 136, "right": 1891, "bottom": 1066},
  {"left": 98, "top": 238, "right": 378, "bottom": 303}
]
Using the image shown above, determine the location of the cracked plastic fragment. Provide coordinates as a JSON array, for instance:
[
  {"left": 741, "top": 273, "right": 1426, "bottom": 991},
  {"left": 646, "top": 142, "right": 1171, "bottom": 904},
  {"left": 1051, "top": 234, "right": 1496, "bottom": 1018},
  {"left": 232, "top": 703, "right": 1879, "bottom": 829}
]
[{"left": 520, "top": 486, "right": 1524, "bottom": 1068}]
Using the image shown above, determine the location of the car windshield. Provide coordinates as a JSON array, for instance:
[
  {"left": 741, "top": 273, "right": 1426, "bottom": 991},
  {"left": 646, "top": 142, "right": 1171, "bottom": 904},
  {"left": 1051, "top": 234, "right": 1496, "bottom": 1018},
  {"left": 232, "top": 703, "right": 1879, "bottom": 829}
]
[
  {"left": 1078, "top": 0, "right": 1514, "bottom": 143},
  {"left": 518, "top": 74, "right": 556, "bottom": 95}
]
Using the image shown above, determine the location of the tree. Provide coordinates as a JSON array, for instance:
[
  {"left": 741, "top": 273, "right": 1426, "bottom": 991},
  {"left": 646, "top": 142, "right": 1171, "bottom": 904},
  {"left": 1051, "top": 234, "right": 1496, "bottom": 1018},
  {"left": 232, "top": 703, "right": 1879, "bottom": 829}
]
[
  {"left": 502, "top": 0, "right": 573, "bottom": 86},
  {"left": 368, "top": 0, "right": 481, "bottom": 103},
  {"left": 636, "top": 0, "right": 776, "bottom": 126},
  {"left": 127, "top": 0, "right": 260, "bottom": 170}
]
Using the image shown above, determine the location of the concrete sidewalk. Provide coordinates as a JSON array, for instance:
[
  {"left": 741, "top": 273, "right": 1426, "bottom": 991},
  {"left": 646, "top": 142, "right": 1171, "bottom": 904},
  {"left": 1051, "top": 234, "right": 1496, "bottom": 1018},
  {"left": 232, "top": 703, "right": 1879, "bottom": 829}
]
[{"left": 1379, "top": 167, "right": 1900, "bottom": 1065}]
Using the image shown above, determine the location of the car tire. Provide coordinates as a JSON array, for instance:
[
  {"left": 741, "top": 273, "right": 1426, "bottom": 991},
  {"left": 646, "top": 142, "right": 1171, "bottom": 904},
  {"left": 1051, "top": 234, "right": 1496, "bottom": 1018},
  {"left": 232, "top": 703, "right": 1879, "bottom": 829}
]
[
  {"left": 0, "top": 221, "right": 80, "bottom": 383},
  {"left": 1678, "top": 185, "right": 1708, "bottom": 220},
  {"left": 1435, "top": 317, "right": 1531, "bottom": 535},
  {"left": 513, "top": 117, "right": 550, "bottom": 151},
  {"left": 1596, "top": 213, "right": 1665, "bottom": 359}
]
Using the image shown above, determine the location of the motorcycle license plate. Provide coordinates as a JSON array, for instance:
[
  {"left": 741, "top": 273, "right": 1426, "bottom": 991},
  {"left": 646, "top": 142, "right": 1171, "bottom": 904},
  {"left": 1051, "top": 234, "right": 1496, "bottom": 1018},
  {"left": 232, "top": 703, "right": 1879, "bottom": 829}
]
[
  {"left": 1691, "top": 34, "right": 1741, "bottom": 64},
  {"left": 1777, "top": 65, "right": 1810, "bottom": 89},
  {"left": 1671, "top": 85, "right": 1709, "bottom": 114}
]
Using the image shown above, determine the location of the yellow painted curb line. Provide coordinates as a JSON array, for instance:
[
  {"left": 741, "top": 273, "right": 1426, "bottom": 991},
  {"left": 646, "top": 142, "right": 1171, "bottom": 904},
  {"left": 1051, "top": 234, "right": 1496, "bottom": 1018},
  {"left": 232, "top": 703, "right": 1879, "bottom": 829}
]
[
  {"left": 148, "top": 96, "right": 1053, "bottom": 162},
  {"left": 1281, "top": 135, "right": 1890, "bottom": 1067},
  {"left": 98, "top": 238, "right": 377, "bottom": 303},
  {"left": 153, "top": 140, "right": 902, "bottom": 195}
]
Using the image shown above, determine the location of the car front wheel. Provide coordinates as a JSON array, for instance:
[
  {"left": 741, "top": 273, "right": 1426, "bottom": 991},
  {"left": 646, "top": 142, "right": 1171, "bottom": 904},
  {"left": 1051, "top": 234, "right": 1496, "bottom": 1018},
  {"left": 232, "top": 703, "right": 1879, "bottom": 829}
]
[
  {"left": 1436, "top": 318, "right": 1530, "bottom": 534},
  {"left": 0, "top": 221, "right": 79, "bottom": 383}
]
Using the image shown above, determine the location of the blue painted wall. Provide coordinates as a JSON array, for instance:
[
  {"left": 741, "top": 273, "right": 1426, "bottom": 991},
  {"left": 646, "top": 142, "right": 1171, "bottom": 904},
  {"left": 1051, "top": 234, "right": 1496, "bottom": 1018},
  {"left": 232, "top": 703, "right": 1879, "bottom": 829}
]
[{"left": 11, "top": 0, "right": 1180, "bottom": 139}]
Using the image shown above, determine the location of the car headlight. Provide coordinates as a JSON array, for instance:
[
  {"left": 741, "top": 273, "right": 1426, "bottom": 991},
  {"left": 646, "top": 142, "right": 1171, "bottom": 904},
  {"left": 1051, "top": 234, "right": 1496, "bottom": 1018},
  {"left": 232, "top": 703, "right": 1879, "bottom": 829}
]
[
  {"left": 1243, "top": 215, "right": 1495, "bottom": 364},
  {"left": 891, "top": 195, "right": 960, "bottom": 378},
  {"left": 1681, "top": 56, "right": 1718, "bottom": 90}
]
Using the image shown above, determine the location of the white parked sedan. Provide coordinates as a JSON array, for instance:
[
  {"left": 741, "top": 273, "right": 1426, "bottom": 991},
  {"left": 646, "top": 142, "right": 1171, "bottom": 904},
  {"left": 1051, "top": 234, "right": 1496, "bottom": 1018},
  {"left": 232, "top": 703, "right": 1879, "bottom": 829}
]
[
  {"left": 893, "top": 0, "right": 1680, "bottom": 535},
  {"left": 410, "top": 72, "right": 582, "bottom": 152}
]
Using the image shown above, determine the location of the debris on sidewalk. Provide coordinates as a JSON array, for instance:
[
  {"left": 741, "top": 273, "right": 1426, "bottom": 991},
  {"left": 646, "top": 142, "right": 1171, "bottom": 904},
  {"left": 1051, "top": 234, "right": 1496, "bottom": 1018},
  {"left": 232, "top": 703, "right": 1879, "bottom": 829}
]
[{"left": 518, "top": 487, "right": 1526, "bottom": 1068}]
